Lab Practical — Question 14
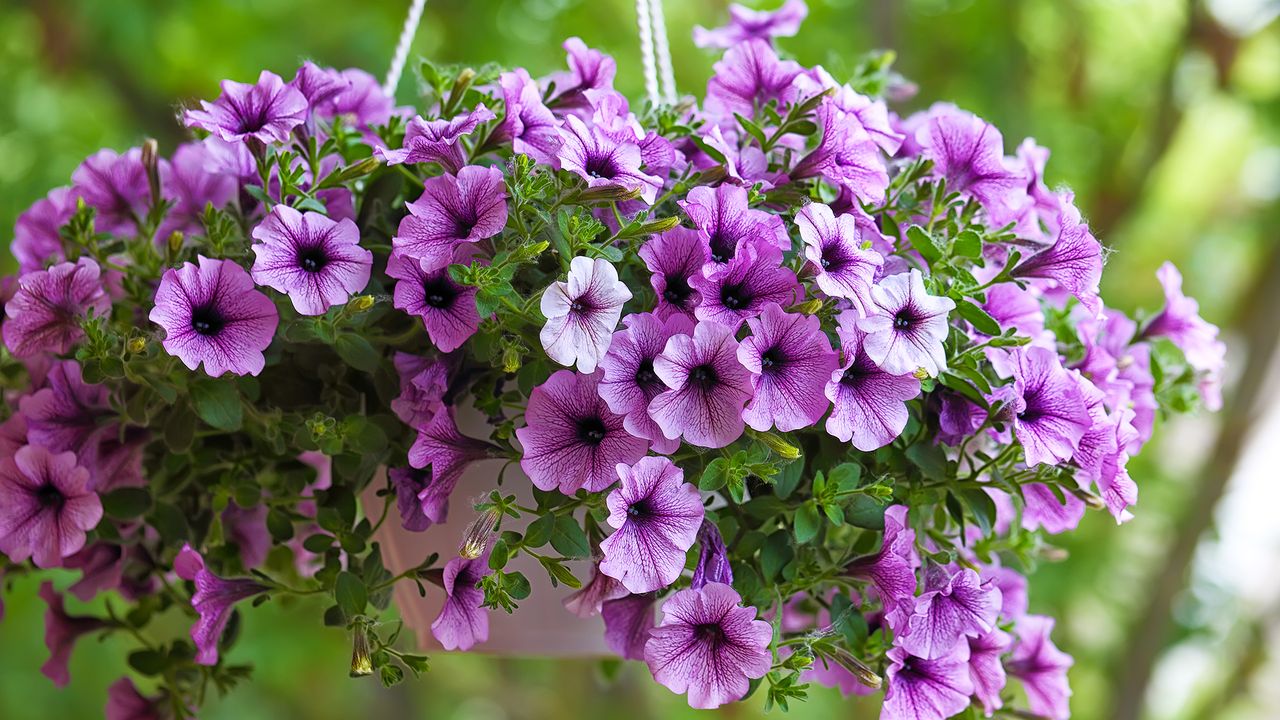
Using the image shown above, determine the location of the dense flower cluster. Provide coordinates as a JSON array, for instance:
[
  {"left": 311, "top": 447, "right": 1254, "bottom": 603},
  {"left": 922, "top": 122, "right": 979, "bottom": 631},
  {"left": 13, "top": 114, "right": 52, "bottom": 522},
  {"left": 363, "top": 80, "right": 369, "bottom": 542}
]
[{"left": 0, "top": 2, "right": 1222, "bottom": 718}]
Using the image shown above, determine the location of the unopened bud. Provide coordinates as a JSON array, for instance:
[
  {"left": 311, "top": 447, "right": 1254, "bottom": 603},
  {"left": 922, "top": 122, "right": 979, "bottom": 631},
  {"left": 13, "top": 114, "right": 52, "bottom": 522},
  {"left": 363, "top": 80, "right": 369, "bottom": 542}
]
[
  {"left": 167, "top": 231, "right": 185, "bottom": 255},
  {"left": 501, "top": 345, "right": 522, "bottom": 375},
  {"left": 792, "top": 298, "right": 824, "bottom": 315},
  {"left": 572, "top": 184, "right": 644, "bottom": 203},
  {"left": 141, "top": 138, "right": 162, "bottom": 206},
  {"left": 459, "top": 507, "right": 500, "bottom": 559},
  {"left": 754, "top": 431, "right": 801, "bottom": 460},
  {"left": 349, "top": 295, "right": 375, "bottom": 313},
  {"left": 127, "top": 337, "right": 147, "bottom": 354},
  {"left": 629, "top": 215, "right": 681, "bottom": 237},
  {"left": 349, "top": 623, "right": 374, "bottom": 677},
  {"left": 826, "top": 647, "right": 882, "bottom": 690},
  {"left": 913, "top": 367, "right": 931, "bottom": 380}
]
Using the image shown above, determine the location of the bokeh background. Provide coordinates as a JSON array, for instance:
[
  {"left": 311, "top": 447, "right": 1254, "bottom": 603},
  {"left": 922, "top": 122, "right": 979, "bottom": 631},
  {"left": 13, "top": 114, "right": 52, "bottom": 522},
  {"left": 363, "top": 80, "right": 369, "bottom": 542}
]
[{"left": 1, "top": 0, "right": 1278, "bottom": 718}]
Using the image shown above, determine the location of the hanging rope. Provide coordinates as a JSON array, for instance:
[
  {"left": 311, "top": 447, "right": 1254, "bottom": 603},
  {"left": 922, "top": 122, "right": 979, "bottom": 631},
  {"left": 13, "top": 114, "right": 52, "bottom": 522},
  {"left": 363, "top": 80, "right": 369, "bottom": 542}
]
[
  {"left": 647, "top": 0, "right": 677, "bottom": 104},
  {"left": 633, "top": 0, "right": 660, "bottom": 105},
  {"left": 384, "top": 0, "right": 428, "bottom": 98}
]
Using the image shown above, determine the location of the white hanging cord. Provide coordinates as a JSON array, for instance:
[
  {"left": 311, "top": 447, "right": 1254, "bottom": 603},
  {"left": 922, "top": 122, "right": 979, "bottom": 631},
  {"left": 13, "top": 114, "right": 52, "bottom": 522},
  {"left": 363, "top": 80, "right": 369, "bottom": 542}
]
[
  {"left": 647, "top": 0, "right": 677, "bottom": 105},
  {"left": 384, "top": 0, "right": 428, "bottom": 98},
  {"left": 634, "top": 0, "right": 660, "bottom": 106}
]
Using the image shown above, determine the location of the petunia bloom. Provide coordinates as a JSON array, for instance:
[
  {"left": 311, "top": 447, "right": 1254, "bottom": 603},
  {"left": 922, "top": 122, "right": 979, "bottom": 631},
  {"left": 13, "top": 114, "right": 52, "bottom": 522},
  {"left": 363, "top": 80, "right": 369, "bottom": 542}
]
[
  {"left": 917, "top": 107, "right": 1025, "bottom": 211},
  {"left": 599, "top": 312, "right": 694, "bottom": 454},
  {"left": 599, "top": 457, "right": 704, "bottom": 593},
  {"left": 649, "top": 321, "right": 754, "bottom": 449},
  {"left": 387, "top": 253, "right": 480, "bottom": 353},
  {"left": 693, "top": 0, "right": 808, "bottom": 48},
  {"left": 159, "top": 142, "right": 238, "bottom": 237},
  {"left": 105, "top": 677, "right": 165, "bottom": 720},
  {"left": 1007, "top": 615, "right": 1073, "bottom": 720},
  {"left": 704, "top": 40, "right": 802, "bottom": 122},
  {"left": 691, "top": 241, "right": 801, "bottom": 331},
  {"left": 13, "top": 187, "right": 75, "bottom": 272},
  {"left": 691, "top": 520, "right": 734, "bottom": 589},
  {"left": 250, "top": 204, "right": 372, "bottom": 316},
  {"left": 603, "top": 593, "right": 657, "bottom": 660},
  {"left": 39, "top": 582, "right": 106, "bottom": 687},
  {"left": 393, "top": 165, "right": 508, "bottom": 271},
  {"left": 377, "top": 105, "right": 496, "bottom": 172},
  {"left": 791, "top": 100, "right": 889, "bottom": 204},
  {"left": 1005, "top": 346, "right": 1093, "bottom": 467},
  {"left": 71, "top": 148, "right": 152, "bottom": 236},
  {"left": 539, "top": 256, "right": 633, "bottom": 373},
  {"left": 845, "top": 505, "right": 920, "bottom": 625},
  {"left": 825, "top": 315, "right": 921, "bottom": 451},
  {"left": 2, "top": 258, "right": 111, "bottom": 358},
  {"left": 547, "top": 37, "right": 618, "bottom": 114},
  {"left": 858, "top": 269, "right": 956, "bottom": 377},
  {"left": 18, "top": 360, "right": 110, "bottom": 461},
  {"left": 173, "top": 544, "right": 268, "bottom": 666},
  {"left": 498, "top": 69, "right": 562, "bottom": 163},
  {"left": 1141, "top": 262, "right": 1226, "bottom": 410},
  {"left": 515, "top": 369, "right": 649, "bottom": 494},
  {"left": 557, "top": 115, "right": 662, "bottom": 204},
  {"left": 679, "top": 184, "right": 788, "bottom": 277},
  {"left": 408, "top": 408, "right": 501, "bottom": 525},
  {"left": 796, "top": 202, "right": 884, "bottom": 309},
  {"left": 881, "top": 645, "right": 975, "bottom": 720},
  {"left": 289, "top": 61, "right": 349, "bottom": 109},
  {"left": 737, "top": 303, "right": 838, "bottom": 432},
  {"left": 0, "top": 446, "right": 102, "bottom": 568},
  {"left": 149, "top": 256, "right": 279, "bottom": 377},
  {"left": 183, "top": 70, "right": 308, "bottom": 144},
  {"left": 645, "top": 583, "right": 773, "bottom": 709},
  {"left": 638, "top": 227, "right": 706, "bottom": 320},
  {"left": 901, "top": 566, "right": 1002, "bottom": 660},
  {"left": 968, "top": 628, "right": 1013, "bottom": 716},
  {"left": 563, "top": 564, "right": 628, "bottom": 618},
  {"left": 431, "top": 553, "right": 491, "bottom": 651},
  {"left": 1011, "top": 199, "right": 1103, "bottom": 316}
]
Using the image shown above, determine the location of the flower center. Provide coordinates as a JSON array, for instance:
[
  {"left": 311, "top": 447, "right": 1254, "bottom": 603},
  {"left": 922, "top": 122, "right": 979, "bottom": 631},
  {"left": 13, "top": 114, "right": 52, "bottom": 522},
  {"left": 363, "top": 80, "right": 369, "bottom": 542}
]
[
  {"left": 693, "top": 622, "right": 726, "bottom": 649},
  {"left": 689, "top": 364, "right": 719, "bottom": 391},
  {"left": 190, "top": 305, "right": 225, "bottom": 336},
  {"left": 626, "top": 500, "right": 649, "bottom": 519},
  {"left": 760, "top": 348, "right": 784, "bottom": 372},
  {"left": 841, "top": 366, "right": 867, "bottom": 385},
  {"left": 422, "top": 277, "right": 457, "bottom": 309},
  {"left": 298, "top": 246, "right": 328, "bottom": 273},
  {"left": 635, "top": 359, "right": 661, "bottom": 389},
  {"left": 893, "top": 311, "right": 913, "bottom": 331},
  {"left": 576, "top": 416, "right": 608, "bottom": 445},
  {"left": 453, "top": 215, "right": 477, "bottom": 238},
  {"left": 569, "top": 297, "right": 594, "bottom": 315},
  {"left": 663, "top": 274, "right": 692, "bottom": 306},
  {"left": 821, "top": 246, "right": 847, "bottom": 272},
  {"left": 708, "top": 233, "right": 735, "bottom": 264},
  {"left": 584, "top": 156, "right": 617, "bottom": 180},
  {"left": 35, "top": 483, "right": 65, "bottom": 510},
  {"left": 719, "top": 283, "right": 749, "bottom": 311}
]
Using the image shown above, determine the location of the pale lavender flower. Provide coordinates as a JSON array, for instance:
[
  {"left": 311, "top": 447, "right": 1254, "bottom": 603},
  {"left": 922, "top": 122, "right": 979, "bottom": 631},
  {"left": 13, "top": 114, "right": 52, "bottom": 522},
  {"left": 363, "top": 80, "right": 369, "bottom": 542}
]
[
  {"left": 691, "top": 241, "right": 801, "bottom": 331},
  {"left": 1007, "top": 616, "right": 1073, "bottom": 720},
  {"left": 393, "top": 165, "right": 508, "bottom": 271},
  {"left": 250, "top": 204, "right": 372, "bottom": 316},
  {"left": 649, "top": 321, "right": 754, "bottom": 449},
  {"left": 858, "top": 269, "right": 956, "bottom": 377},
  {"left": 901, "top": 566, "right": 1002, "bottom": 660},
  {"left": 639, "top": 227, "right": 705, "bottom": 321},
  {"left": 737, "top": 303, "right": 838, "bottom": 432},
  {"left": 599, "top": 457, "right": 704, "bottom": 593},
  {"left": 826, "top": 315, "right": 921, "bottom": 451},
  {"left": 183, "top": 70, "right": 307, "bottom": 144},
  {"left": 539, "top": 256, "right": 632, "bottom": 373},
  {"left": 882, "top": 645, "right": 975, "bottom": 720},
  {"left": 13, "top": 187, "right": 75, "bottom": 272},
  {"left": 796, "top": 202, "right": 884, "bottom": 310},
  {"left": 599, "top": 312, "right": 695, "bottom": 454},
  {"left": 2, "top": 258, "right": 110, "bottom": 358},
  {"left": 377, "top": 105, "right": 496, "bottom": 172},
  {"left": 387, "top": 253, "right": 480, "bottom": 353},
  {"left": 431, "top": 553, "right": 491, "bottom": 651},
  {"left": 71, "top": 148, "right": 151, "bottom": 236},
  {"left": 693, "top": 0, "right": 808, "bottom": 48},
  {"left": 1141, "top": 262, "right": 1226, "bottom": 410},
  {"left": 557, "top": 115, "right": 662, "bottom": 204}
]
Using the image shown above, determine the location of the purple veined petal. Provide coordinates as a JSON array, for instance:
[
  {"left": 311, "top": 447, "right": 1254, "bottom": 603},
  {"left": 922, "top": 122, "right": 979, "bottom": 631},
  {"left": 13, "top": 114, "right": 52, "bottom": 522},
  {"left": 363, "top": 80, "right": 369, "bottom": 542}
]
[
  {"left": 858, "top": 269, "right": 955, "bottom": 377},
  {"left": 737, "top": 303, "right": 839, "bottom": 432},
  {"left": 539, "top": 256, "right": 632, "bottom": 373},
  {"left": 648, "top": 321, "right": 754, "bottom": 449},
  {"left": 431, "top": 553, "right": 491, "bottom": 651},
  {"left": 250, "top": 204, "right": 372, "bottom": 316},
  {"left": 599, "top": 457, "right": 704, "bottom": 593}
]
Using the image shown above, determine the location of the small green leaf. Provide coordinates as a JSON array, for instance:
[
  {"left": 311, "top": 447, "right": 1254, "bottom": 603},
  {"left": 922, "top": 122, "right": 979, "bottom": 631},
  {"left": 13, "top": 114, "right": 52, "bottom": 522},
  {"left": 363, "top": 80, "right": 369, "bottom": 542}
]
[
  {"left": 959, "top": 488, "right": 997, "bottom": 537},
  {"left": 698, "top": 457, "right": 731, "bottom": 492},
  {"left": 794, "top": 501, "right": 821, "bottom": 543},
  {"left": 523, "top": 513, "right": 554, "bottom": 548},
  {"left": 957, "top": 300, "right": 1002, "bottom": 336},
  {"left": 761, "top": 530, "right": 795, "bottom": 581},
  {"left": 539, "top": 556, "right": 583, "bottom": 589},
  {"left": 549, "top": 516, "right": 590, "bottom": 558},
  {"left": 846, "top": 495, "right": 888, "bottom": 530},
  {"left": 335, "top": 334, "right": 382, "bottom": 373},
  {"left": 335, "top": 571, "right": 368, "bottom": 617},
  {"left": 102, "top": 487, "right": 152, "bottom": 519},
  {"left": 191, "top": 379, "right": 242, "bottom": 431},
  {"left": 504, "top": 571, "right": 532, "bottom": 600},
  {"left": 906, "top": 225, "right": 943, "bottom": 263},
  {"left": 953, "top": 230, "right": 983, "bottom": 258}
]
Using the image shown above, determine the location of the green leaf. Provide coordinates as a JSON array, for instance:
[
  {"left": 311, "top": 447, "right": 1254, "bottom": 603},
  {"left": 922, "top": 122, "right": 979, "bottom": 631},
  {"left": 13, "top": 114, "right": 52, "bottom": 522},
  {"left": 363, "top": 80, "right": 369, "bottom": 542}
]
[
  {"left": 504, "top": 571, "right": 532, "bottom": 600},
  {"left": 959, "top": 488, "right": 997, "bottom": 537},
  {"left": 761, "top": 530, "right": 795, "bottom": 582},
  {"left": 953, "top": 230, "right": 983, "bottom": 258},
  {"left": 190, "top": 379, "right": 242, "bottom": 431},
  {"left": 303, "top": 533, "right": 335, "bottom": 553},
  {"left": 523, "top": 513, "right": 554, "bottom": 548},
  {"left": 539, "top": 556, "right": 583, "bottom": 589},
  {"left": 773, "top": 459, "right": 803, "bottom": 499},
  {"left": 957, "top": 300, "right": 1002, "bottom": 336},
  {"left": 846, "top": 495, "right": 888, "bottom": 530},
  {"left": 549, "top": 516, "right": 590, "bottom": 558},
  {"left": 267, "top": 508, "right": 295, "bottom": 542},
  {"left": 127, "top": 649, "right": 167, "bottom": 676},
  {"left": 335, "top": 571, "right": 368, "bottom": 618},
  {"left": 698, "top": 457, "right": 730, "bottom": 492},
  {"left": 489, "top": 539, "right": 510, "bottom": 570},
  {"left": 335, "top": 334, "right": 381, "bottom": 373},
  {"left": 906, "top": 225, "right": 943, "bottom": 263},
  {"left": 829, "top": 463, "right": 863, "bottom": 493},
  {"left": 102, "top": 487, "right": 152, "bottom": 519},
  {"left": 938, "top": 372, "right": 989, "bottom": 409},
  {"left": 794, "top": 501, "right": 821, "bottom": 544}
]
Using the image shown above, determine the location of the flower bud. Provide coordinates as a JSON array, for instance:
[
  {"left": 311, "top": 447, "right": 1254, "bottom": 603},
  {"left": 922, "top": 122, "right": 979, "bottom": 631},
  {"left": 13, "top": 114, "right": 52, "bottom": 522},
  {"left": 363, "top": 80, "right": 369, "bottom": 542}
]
[
  {"left": 141, "top": 138, "right": 162, "bottom": 205},
  {"left": 912, "top": 367, "right": 930, "bottom": 380},
  {"left": 459, "top": 507, "right": 500, "bottom": 559},
  {"left": 167, "top": 231, "right": 185, "bottom": 255},
  {"left": 349, "top": 295, "right": 376, "bottom": 313},
  {"left": 127, "top": 337, "right": 147, "bottom": 354},
  {"left": 349, "top": 623, "right": 374, "bottom": 677},
  {"left": 753, "top": 430, "right": 801, "bottom": 460},
  {"left": 572, "top": 184, "right": 644, "bottom": 203},
  {"left": 792, "top": 298, "right": 824, "bottom": 315},
  {"left": 501, "top": 345, "right": 522, "bottom": 375},
  {"left": 826, "top": 646, "right": 882, "bottom": 690}
]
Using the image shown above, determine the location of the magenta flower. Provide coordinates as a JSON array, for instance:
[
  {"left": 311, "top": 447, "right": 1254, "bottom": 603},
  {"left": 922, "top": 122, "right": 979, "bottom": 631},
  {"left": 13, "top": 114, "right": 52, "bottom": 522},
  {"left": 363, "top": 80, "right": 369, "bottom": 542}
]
[
  {"left": 408, "top": 408, "right": 501, "bottom": 524},
  {"left": 539, "top": 257, "right": 633, "bottom": 373},
  {"left": 63, "top": 543, "right": 126, "bottom": 602},
  {"left": 548, "top": 37, "right": 617, "bottom": 114},
  {"left": 557, "top": 115, "right": 662, "bottom": 204},
  {"left": 13, "top": 187, "right": 75, "bottom": 272},
  {"left": 497, "top": 69, "right": 561, "bottom": 164},
  {"left": 174, "top": 544, "right": 268, "bottom": 666},
  {"left": 2, "top": 258, "right": 110, "bottom": 358},
  {"left": 968, "top": 628, "right": 1013, "bottom": 716},
  {"left": 391, "top": 353, "right": 448, "bottom": 430},
  {"left": 882, "top": 645, "right": 975, "bottom": 720},
  {"left": 71, "top": 148, "right": 151, "bottom": 236},
  {"left": 599, "top": 313, "right": 693, "bottom": 454},
  {"left": 845, "top": 505, "right": 920, "bottom": 623},
  {"left": 149, "top": 256, "right": 279, "bottom": 377},
  {"left": 393, "top": 165, "right": 508, "bottom": 271},
  {"left": 603, "top": 593, "right": 657, "bottom": 660},
  {"left": 826, "top": 316, "right": 921, "bottom": 451},
  {"left": 250, "top": 205, "right": 371, "bottom": 316},
  {"left": 599, "top": 457, "right": 704, "bottom": 593},
  {"left": 515, "top": 369, "right": 649, "bottom": 494},
  {"left": 563, "top": 563, "right": 628, "bottom": 618},
  {"left": 159, "top": 142, "right": 238, "bottom": 237},
  {"left": 106, "top": 677, "right": 164, "bottom": 720},
  {"left": 691, "top": 241, "right": 801, "bottom": 331},
  {"left": 679, "top": 184, "right": 788, "bottom": 277},
  {"left": 1019, "top": 482, "right": 1086, "bottom": 534},
  {"left": 1141, "top": 262, "right": 1226, "bottom": 410},
  {"left": 649, "top": 321, "right": 754, "bottom": 448},
  {"left": 323, "top": 68, "right": 397, "bottom": 131},
  {"left": 693, "top": 0, "right": 808, "bottom": 48},
  {"left": 645, "top": 583, "right": 772, "bottom": 709},
  {"left": 289, "top": 61, "right": 349, "bottom": 109},
  {"left": 1011, "top": 201, "right": 1103, "bottom": 316},
  {"left": 917, "top": 107, "right": 1025, "bottom": 211},
  {"left": 1005, "top": 347, "right": 1093, "bottom": 467},
  {"left": 705, "top": 40, "right": 803, "bottom": 122},
  {"left": 791, "top": 100, "right": 889, "bottom": 204},
  {"left": 901, "top": 566, "right": 1002, "bottom": 660},
  {"left": 378, "top": 105, "right": 496, "bottom": 172},
  {"left": 183, "top": 70, "right": 307, "bottom": 144},
  {"left": 858, "top": 269, "right": 956, "bottom": 377},
  {"left": 737, "top": 303, "right": 838, "bottom": 432},
  {"left": 639, "top": 227, "right": 706, "bottom": 320},
  {"left": 0, "top": 446, "right": 101, "bottom": 568},
  {"left": 39, "top": 582, "right": 106, "bottom": 687},
  {"left": 221, "top": 501, "right": 270, "bottom": 570},
  {"left": 432, "top": 553, "right": 491, "bottom": 651},
  {"left": 19, "top": 360, "right": 110, "bottom": 461},
  {"left": 387, "top": 253, "right": 480, "bottom": 353},
  {"left": 796, "top": 202, "right": 884, "bottom": 308},
  {"left": 691, "top": 520, "right": 734, "bottom": 589},
  {"left": 389, "top": 467, "right": 432, "bottom": 532},
  {"left": 1007, "top": 615, "right": 1073, "bottom": 720}
]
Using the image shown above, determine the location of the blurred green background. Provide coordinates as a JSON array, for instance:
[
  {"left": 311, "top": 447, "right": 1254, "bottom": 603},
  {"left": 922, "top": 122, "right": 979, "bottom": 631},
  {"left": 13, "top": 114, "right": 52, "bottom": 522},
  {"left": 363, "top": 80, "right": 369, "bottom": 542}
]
[{"left": 2, "top": 0, "right": 1278, "bottom": 718}]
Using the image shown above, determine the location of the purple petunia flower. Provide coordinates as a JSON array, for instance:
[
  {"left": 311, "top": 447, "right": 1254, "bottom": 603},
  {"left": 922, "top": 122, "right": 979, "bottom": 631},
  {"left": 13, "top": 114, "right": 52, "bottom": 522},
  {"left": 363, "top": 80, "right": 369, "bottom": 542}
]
[
  {"left": 826, "top": 314, "right": 921, "bottom": 451},
  {"left": 105, "top": 677, "right": 164, "bottom": 720},
  {"left": 691, "top": 520, "right": 734, "bottom": 589},
  {"left": 173, "top": 544, "right": 268, "bottom": 666},
  {"left": 183, "top": 70, "right": 308, "bottom": 145},
  {"left": 1004, "top": 346, "right": 1093, "bottom": 467},
  {"left": 603, "top": 592, "right": 657, "bottom": 660},
  {"left": 391, "top": 353, "right": 449, "bottom": 430},
  {"left": 2, "top": 258, "right": 110, "bottom": 358},
  {"left": 1019, "top": 482, "right": 1086, "bottom": 534},
  {"left": 71, "top": 148, "right": 151, "bottom": 237},
  {"left": 693, "top": 0, "right": 808, "bottom": 48},
  {"left": 1141, "top": 262, "right": 1226, "bottom": 410},
  {"left": 639, "top": 227, "right": 705, "bottom": 321},
  {"left": 539, "top": 256, "right": 633, "bottom": 373},
  {"left": 691, "top": 241, "right": 801, "bottom": 331},
  {"left": 323, "top": 68, "right": 398, "bottom": 133},
  {"left": 515, "top": 369, "right": 649, "bottom": 494},
  {"left": 377, "top": 105, "right": 496, "bottom": 172},
  {"left": 704, "top": 40, "right": 803, "bottom": 122},
  {"left": 968, "top": 628, "right": 1012, "bottom": 716},
  {"left": 389, "top": 466, "right": 433, "bottom": 532},
  {"left": 387, "top": 253, "right": 480, "bottom": 353},
  {"left": 431, "top": 553, "right": 491, "bottom": 651},
  {"left": 19, "top": 360, "right": 110, "bottom": 461},
  {"left": 159, "top": 142, "right": 238, "bottom": 237},
  {"left": 858, "top": 269, "right": 956, "bottom": 377},
  {"left": 497, "top": 69, "right": 562, "bottom": 164},
  {"left": 1007, "top": 615, "right": 1073, "bottom": 720},
  {"left": 679, "top": 184, "right": 788, "bottom": 277},
  {"left": 563, "top": 563, "right": 628, "bottom": 618},
  {"left": 39, "top": 582, "right": 106, "bottom": 687},
  {"left": 881, "top": 645, "right": 975, "bottom": 720},
  {"left": 645, "top": 583, "right": 773, "bottom": 709},
  {"left": 791, "top": 100, "right": 889, "bottom": 204},
  {"left": 737, "top": 303, "right": 838, "bottom": 432},
  {"left": 557, "top": 115, "right": 662, "bottom": 204},
  {"left": 599, "top": 312, "right": 693, "bottom": 454},
  {"left": 250, "top": 204, "right": 372, "bottom": 316},
  {"left": 393, "top": 165, "right": 508, "bottom": 271},
  {"left": 547, "top": 37, "right": 618, "bottom": 115},
  {"left": 408, "top": 408, "right": 501, "bottom": 525},
  {"left": 0, "top": 446, "right": 102, "bottom": 568},
  {"left": 63, "top": 542, "right": 133, "bottom": 602},
  {"left": 796, "top": 203, "right": 884, "bottom": 309},
  {"left": 901, "top": 566, "right": 1002, "bottom": 660},
  {"left": 289, "top": 61, "right": 349, "bottom": 109},
  {"left": 845, "top": 505, "right": 920, "bottom": 624},
  {"left": 599, "top": 457, "right": 704, "bottom": 593},
  {"left": 649, "top": 321, "right": 754, "bottom": 449},
  {"left": 917, "top": 107, "right": 1026, "bottom": 212},
  {"left": 149, "top": 256, "right": 280, "bottom": 377},
  {"left": 13, "top": 187, "right": 75, "bottom": 272},
  {"left": 222, "top": 501, "right": 270, "bottom": 570},
  {"left": 1011, "top": 200, "right": 1103, "bottom": 316}
]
